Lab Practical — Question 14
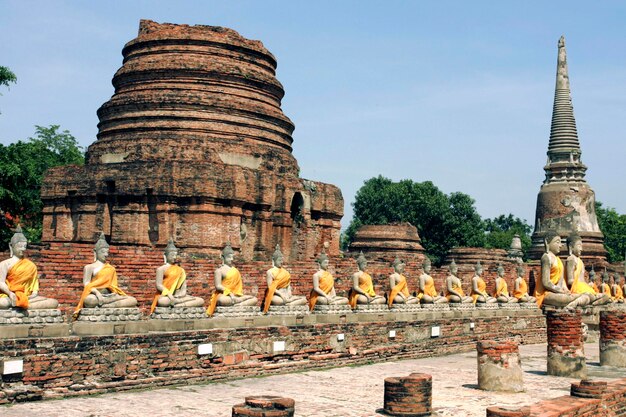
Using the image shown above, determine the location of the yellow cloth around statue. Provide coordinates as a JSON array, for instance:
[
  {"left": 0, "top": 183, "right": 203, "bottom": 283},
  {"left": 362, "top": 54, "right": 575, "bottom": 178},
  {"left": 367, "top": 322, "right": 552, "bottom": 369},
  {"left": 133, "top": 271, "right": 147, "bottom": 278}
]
[
  {"left": 207, "top": 267, "right": 244, "bottom": 316},
  {"left": 348, "top": 272, "right": 376, "bottom": 309},
  {"left": 513, "top": 278, "right": 527, "bottom": 299},
  {"left": 74, "top": 263, "right": 127, "bottom": 314},
  {"left": 150, "top": 264, "right": 186, "bottom": 314},
  {"left": 534, "top": 255, "right": 563, "bottom": 307},
  {"left": 309, "top": 270, "right": 334, "bottom": 310},
  {"left": 263, "top": 267, "right": 291, "bottom": 313},
  {"left": 592, "top": 282, "right": 600, "bottom": 294},
  {"left": 445, "top": 281, "right": 465, "bottom": 301},
  {"left": 494, "top": 278, "right": 509, "bottom": 298},
  {"left": 0, "top": 258, "right": 39, "bottom": 308},
  {"left": 613, "top": 285, "right": 624, "bottom": 301},
  {"left": 471, "top": 277, "right": 488, "bottom": 303},
  {"left": 570, "top": 258, "right": 596, "bottom": 295},
  {"left": 417, "top": 275, "right": 438, "bottom": 300},
  {"left": 388, "top": 274, "right": 410, "bottom": 307},
  {"left": 601, "top": 283, "right": 612, "bottom": 299}
]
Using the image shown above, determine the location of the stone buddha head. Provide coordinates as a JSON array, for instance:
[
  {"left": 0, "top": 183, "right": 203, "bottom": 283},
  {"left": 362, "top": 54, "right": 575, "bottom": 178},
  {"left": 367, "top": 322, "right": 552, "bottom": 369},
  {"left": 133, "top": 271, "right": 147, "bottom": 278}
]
[
  {"left": 316, "top": 251, "right": 329, "bottom": 271},
  {"left": 356, "top": 252, "right": 367, "bottom": 271},
  {"left": 94, "top": 232, "right": 110, "bottom": 262},
  {"left": 568, "top": 233, "right": 582, "bottom": 257},
  {"left": 222, "top": 243, "right": 235, "bottom": 266},
  {"left": 496, "top": 263, "right": 505, "bottom": 278},
  {"left": 272, "top": 244, "right": 284, "bottom": 268},
  {"left": 544, "top": 230, "right": 562, "bottom": 255},
  {"left": 474, "top": 261, "right": 483, "bottom": 276},
  {"left": 9, "top": 225, "right": 28, "bottom": 259},
  {"left": 448, "top": 259, "right": 458, "bottom": 276},
  {"left": 392, "top": 257, "right": 405, "bottom": 274},
  {"left": 516, "top": 264, "right": 525, "bottom": 278},
  {"left": 422, "top": 257, "right": 432, "bottom": 274},
  {"left": 164, "top": 239, "right": 179, "bottom": 264}
]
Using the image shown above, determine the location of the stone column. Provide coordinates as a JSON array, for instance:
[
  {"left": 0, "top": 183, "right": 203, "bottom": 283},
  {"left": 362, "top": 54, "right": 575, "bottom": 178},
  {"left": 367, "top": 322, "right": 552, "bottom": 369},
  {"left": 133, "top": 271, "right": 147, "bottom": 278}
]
[
  {"left": 384, "top": 373, "right": 432, "bottom": 416},
  {"left": 546, "top": 309, "right": 587, "bottom": 378},
  {"left": 477, "top": 340, "right": 523, "bottom": 392},
  {"left": 599, "top": 310, "right": 626, "bottom": 367},
  {"left": 232, "top": 396, "right": 295, "bottom": 417},
  {"left": 486, "top": 406, "right": 531, "bottom": 417}
]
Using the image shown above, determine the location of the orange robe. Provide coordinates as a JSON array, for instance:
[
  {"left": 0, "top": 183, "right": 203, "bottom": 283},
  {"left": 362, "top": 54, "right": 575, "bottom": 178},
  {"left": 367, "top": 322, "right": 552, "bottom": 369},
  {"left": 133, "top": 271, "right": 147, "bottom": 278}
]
[
  {"left": 471, "top": 277, "right": 488, "bottom": 303},
  {"left": 494, "top": 278, "right": 509, "bottom": 298},
  {"left": 445, "top": 278, "right": 466, "bottom": 301},
  {"left": 417, "top": 275, "right": 438, "bottom": 300},
  {"left": 74, "top": 263, "right": 127, "bottom": 314},
  {"left": 601, "top": 283, "right": 612, "bottom": 299},
  {"left": 0, "top": 258, "right": 39, "bottom": 308},
  {"left": 263, "top": 267, "right": 292, "bottom": 313},
  {"left": 348, "top": 272, "right": 376, "bottom": 309},
  {"left": 612, "top": 285, "right": 624, "bottom": 301},
  {"left": 592, "top": 282, "right": 600, "bottom": 294},
  {"left": 309, "top": 270, "right": 334, "bottom": 310},
  {"left": 534, "top": 255, "right": 563, "bottom": 307},
  {"left": 150, "top": 264, "right": 186, "bottom": 314},
  {"left": 513, "top": 278, "right": 528, "bottom": 300},
  {"left": 207, "top": 267, "right": 244, "bottom": 316},
  {"left": 388, "top": 274, "right": 410, "bottom": 307},
  {"left": 569, "top": 258, "right": 595, "bottom": 295}
]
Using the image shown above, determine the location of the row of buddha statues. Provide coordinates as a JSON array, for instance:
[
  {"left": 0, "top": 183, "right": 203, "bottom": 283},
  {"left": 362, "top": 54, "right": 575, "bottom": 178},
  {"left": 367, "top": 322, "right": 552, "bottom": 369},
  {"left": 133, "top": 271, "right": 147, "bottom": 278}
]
[{"left": 1, "top": 227, "right": 624, "bottom": 320}]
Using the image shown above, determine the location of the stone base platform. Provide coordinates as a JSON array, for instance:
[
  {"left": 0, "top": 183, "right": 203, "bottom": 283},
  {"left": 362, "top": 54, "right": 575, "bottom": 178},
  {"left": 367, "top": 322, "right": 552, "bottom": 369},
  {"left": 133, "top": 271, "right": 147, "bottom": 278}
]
[
  {"left": 0, "top": 308, "right": 64, "bottom": 325},
  {"left": 151, "top": 306, "right": 207, "bottom": 320},
  {"left": 517, "top": 303, "right": 539, "bottom": 310},
  {"left": 311, "top": 304, "right": 352, "bottom": 314},
  {"left": 476, "top": 303, "right": 500, "bottom": 310},
  {"left": 265, "top": 305, "right": 309, "bottom": 316},
  {"left": 389, "top": 303, "right": 421, "bottom": 312},
  {"left": 449, "top": 303, "right": 476, "bottom": 311},
  {"left": 499, "top": 303, "right": 521, "bottom": 310},
  {"left": 353, "top": 304, "right": 389, "bottom": 313},
  {"left": 75, "top": 307, "right": 143, "bottom": 322},
  {"left": 213, "top": 306, "right": 262, "bottom": 317},
  {"left": 420, "top": 303, "right": 451, "bottom": 311}
]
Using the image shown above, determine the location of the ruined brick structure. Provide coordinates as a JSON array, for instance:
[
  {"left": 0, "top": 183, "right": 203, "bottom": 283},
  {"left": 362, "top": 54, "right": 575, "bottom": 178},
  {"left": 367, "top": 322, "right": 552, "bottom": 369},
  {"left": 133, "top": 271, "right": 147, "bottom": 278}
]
[
  {"left": 40, "top": 20, "right": 343, "bottom": 261},
  {"left": 349, "top": 223, "right": 425, "bottom": 263}
]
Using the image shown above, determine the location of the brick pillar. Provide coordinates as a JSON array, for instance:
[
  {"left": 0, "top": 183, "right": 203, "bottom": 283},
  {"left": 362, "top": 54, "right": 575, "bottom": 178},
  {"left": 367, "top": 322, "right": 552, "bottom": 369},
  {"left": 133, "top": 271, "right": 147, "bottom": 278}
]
[
  {"left": 570, "top": 379, "right": 607, "bottom": 398},
  {"left": 477, "top": 340, "right": 523, "bottom": 392},
  {"left": 232, "top": 396, "right": 295, "bottom": 417},
  {"left": 486, "top": 406, "right": 531, "bottom": 417},
  {"left": 546, "top": 309, "right": 587, "bottom": 378},
  {"left": 384, "top": 373, "right": 432, "bottom": 416},
  {"left": 599, "top": 310, "right": 626, "bottom": 367}
]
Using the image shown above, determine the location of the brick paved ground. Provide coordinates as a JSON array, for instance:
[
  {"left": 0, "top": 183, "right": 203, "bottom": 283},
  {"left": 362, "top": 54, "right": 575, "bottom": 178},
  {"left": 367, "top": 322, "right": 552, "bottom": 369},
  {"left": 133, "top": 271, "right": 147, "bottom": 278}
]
[{"left": 3, "top": 342, "right": 625, "bottom": 417}]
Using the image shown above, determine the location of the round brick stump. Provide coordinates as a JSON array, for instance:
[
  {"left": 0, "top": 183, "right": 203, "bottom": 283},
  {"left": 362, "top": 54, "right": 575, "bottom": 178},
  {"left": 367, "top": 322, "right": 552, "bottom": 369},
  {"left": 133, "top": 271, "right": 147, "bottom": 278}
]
[
  {"left": 546, "top": 309, "right": 587, "bottom": 378},
  {"left": 383, "top": 373, "right": 432, "bottom": 416},
  {"left": 486, "top": 406, "right": 531, "bottom": 417},
  {"left": 570, "top": 379, "right": 607, "bottom": 398},
  {"left": 599, "top": 310, "right": 626, "bottom": 367},
  {"left": 477, "top": 340, "right": 524, "bottom": 392},
  {"left": 232, "top": 395, "right": 295, "bottom": 417}
]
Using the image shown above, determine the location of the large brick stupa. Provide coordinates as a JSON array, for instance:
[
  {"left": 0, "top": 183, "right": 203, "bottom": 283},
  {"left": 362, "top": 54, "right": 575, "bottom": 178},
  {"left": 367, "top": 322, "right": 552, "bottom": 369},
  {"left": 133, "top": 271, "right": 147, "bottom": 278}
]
[{"left": 41, "top": 20, "right": 343, "bottom": 260}]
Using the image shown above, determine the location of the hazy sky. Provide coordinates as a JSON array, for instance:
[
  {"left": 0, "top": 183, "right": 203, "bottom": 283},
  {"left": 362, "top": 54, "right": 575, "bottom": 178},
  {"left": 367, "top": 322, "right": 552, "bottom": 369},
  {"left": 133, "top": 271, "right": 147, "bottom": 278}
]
[{"left": 1, "top": 1, "right": 625, "bottom": 230}]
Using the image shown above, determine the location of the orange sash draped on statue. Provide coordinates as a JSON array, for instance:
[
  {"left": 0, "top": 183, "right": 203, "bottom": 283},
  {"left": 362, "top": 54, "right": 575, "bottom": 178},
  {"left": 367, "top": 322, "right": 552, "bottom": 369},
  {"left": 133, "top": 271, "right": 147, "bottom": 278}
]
[
  {"left": 74, "top": 263, "right": 127, "bottom": 314},
  {"left": 417, "top": 275, "right": 437, "bottom": 300},
  {"left": 570, "top": 258, "right": 595, "bottom": 295},
  {"left": 1, "top": 258, "right": 39, "bottom": 308},
  {"left": 445, "top": 281, "right": 465, "bottom": 301},
  {"left": 207, "top": 267, "right": 244, "bottom": 316},
  {"left": 263, "top": 267, "right": 291, "bottom": 313},
  {"left": 613, "top": 285, "right": 624, "bottom": 301},
  {"left": 513, "top": 278, "right": 528, "bottom": 299},
  {"left": 494, "top": 279, "right": 509, "bottom": 298},
  {"left": 348, "top": 272, "right": 376, "bottom": 309},
  {"left": 472, "top": 277, "right": 488, "bottom": 303},
  {"left": 388, "top": 274, "right": 410, "bottom": 307},
  {"left": 150, "top": 264, "right": 186, "bottom": 314},
  {"left": 534, "top": 255, "right": 562, "bottom": 307},
  {"left": 309, "top": 271, "right": 334, "bottom": 310}
]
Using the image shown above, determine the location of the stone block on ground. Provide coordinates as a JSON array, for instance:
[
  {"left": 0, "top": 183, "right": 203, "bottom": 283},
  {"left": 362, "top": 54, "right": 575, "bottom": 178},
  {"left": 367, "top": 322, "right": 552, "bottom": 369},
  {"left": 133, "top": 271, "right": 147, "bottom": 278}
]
[
  {"left": 477, "top": 340, "right": 524, "bottom": 392},
  {"left": 384, "top": 373, "right": 432, "bottom": 416},
  {"left": 232, "top": 395, "right": 295, "bottom": 417}
]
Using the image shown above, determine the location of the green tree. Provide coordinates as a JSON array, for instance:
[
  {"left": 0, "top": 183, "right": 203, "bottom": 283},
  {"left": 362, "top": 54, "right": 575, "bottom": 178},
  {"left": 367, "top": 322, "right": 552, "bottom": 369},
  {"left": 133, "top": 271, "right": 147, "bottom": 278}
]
[
  {"left": 596, "top": 201, "right": 626, "bottom": 263},
  {"left": 344, "top": 175, "right": 485, "bottom": 264},
  {"left": 484, "top": 214, "right": 532, "bottom": 256},
  {"left": 0, "top": 66, "right": 17, "bottom": 114},
  {"left": 0, "top": 125, "right": 84, "bottom": 246}
]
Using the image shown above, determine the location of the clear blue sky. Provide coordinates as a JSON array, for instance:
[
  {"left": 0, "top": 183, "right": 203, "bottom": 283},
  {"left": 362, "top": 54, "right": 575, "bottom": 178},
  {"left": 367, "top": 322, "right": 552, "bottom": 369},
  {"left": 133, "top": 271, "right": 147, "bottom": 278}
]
[{"left": 1, "top": 1, "right": 625, "bottom": 230}]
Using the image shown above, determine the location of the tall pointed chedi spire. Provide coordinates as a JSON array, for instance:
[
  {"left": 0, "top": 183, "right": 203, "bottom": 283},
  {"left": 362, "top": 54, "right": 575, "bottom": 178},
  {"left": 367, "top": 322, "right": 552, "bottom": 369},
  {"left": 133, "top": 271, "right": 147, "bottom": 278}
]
[{"left": 529, "top": 36, "right": 606, "bottom": 261}]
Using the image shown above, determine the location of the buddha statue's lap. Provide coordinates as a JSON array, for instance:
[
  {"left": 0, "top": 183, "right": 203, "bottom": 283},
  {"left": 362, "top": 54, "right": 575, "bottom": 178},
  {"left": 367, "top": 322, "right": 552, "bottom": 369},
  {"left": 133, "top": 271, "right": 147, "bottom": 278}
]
[
  {"left": 565, "top": 233, "right": 610, "bottom": 306},
  {"left": 388, "top": 257, "right": 418, "bottom": 306},
  {"left": 263, "top": 245, "right": 307, "bottom": 313},
  {"left": 0, "top": 226, "right": 59, "bottom": 311},
  {"left": 348, "top": 252, "right": 385, "bottom": 308}
]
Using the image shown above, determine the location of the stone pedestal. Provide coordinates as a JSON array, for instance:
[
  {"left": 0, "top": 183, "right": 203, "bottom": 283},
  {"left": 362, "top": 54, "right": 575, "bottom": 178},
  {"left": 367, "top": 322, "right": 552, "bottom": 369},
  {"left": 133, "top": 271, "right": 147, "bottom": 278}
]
[
  {"left": 75, "top": 307, "right": 142, "bottom": 322},
  {"left": 311, "top": 304, "right": 352, "bottom": 314},
  {"left": 599, "top": 310, "right": 626, "bottom": 367},
  {"left": 232, "top": 395, "right": 295, "bottom": 417},
  {"left": 546, "top": 309, "right": 587, "bottom": 378},
  {"left": 517, "top": 302, "right": 539, "bottom": 310},
  {"left": 213, "top": 306, "right": 261, "bottom": 318},
  {"left": 486, "top": 406, "right": 530, "bottom": 417},
  {"left": 477, "top": 340, "right": 523, "bottom": 392},
  {"left": 449, "top": 303, "right": 475, "bottom": 311},
  {"left": 150, "top": 306, "right": 207, "bottom": 320},
  {"left": 353, "top": 304, "right": 389, "bottom": 312},
  {"left": 0, "top": 309, "right": 64, "bottom": 325},
  {"left": 475, "top": 303, "right": 499, "bottom": 310},
  {"left": 419, "top": 303, "right": 450, "bottom": 311},
  {"left": 383, "top": 373, "right": 432, "bottom": 416},
  {"left": 265, "top": 305, "right": 309, "bottom": 316},
  {"left": 389, "top": 303, "right": 421, "bottom": 312},
  {"left": 498, "top": 303, "right": 520, "bottom": 310}
]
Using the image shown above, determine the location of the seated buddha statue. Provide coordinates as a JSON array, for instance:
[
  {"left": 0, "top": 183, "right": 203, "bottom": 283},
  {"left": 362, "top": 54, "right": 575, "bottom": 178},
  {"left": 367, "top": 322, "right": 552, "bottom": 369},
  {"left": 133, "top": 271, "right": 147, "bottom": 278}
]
[
  {"left": 207, "top": 243, "right": 258, "bottom": 316},
  {"left": 445, "top": 260, "right": 473, "bottom": 303},
  {"left": 590, "top": 267, "right": 600, "bottom": 294},
  {"left": 388, "top": 257, "right": 419, "bottom": 307},
  {"left": 0, "top": 226, "right": 58, "bottom": 310},
  {"left": 418, "top": 257, "right": 447, "bottom": 304},
  {"left": 513, "top": 264, "right": 536, "bottom": 303},
  {"left": 348, "top": 252, "right": 385, "bottom": 309},
  {"left": 309, "top": 250, "right": 349, "bottom": 310},
  {"left": 611, "top": 274, "right": 624, "bottom": 303},
  {"left": 534, "top": 230, "right": 587, "bottom": 309},
  {"left": 493, "top": 263, "right": 517, "bottom": 303},
  {"left": 471, "top": 261, "right": 497, "bottom": 304},
  {"left": 565, "top": 233, "right": 610, "bottom": 306},
  {"left": 74, "top": 233, "right": 137, "bottom": 316},
  {"left": 262, "top": 245, "right": 307, "bottom": 313},
  {"left": 150, "top": 239, "right": 204, "bottom": 314},
  {"left": 600, "top": 270, "right": 613, "bottom": 301}
]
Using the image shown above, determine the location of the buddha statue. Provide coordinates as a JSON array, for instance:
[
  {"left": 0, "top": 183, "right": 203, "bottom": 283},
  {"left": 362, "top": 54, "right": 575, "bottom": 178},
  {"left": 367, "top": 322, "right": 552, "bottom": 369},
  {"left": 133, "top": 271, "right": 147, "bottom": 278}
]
[
  {"left": 418, "top": 257, "right": 447, "bottom": 304},
  {"left": 150, "top": 239, "right": 204, "bottom": 314},
  {"left": 565, "top": 233, "right": 610, "bottom": 306},
  {"left": 262, "top": 244, "right": 307, "bottom": 313},
  {"left": 348, "top": 252, "right": 385, "bottom": 308},
  {"left": 308, "top": 251, "right": 349, "bottom": 310},
  {"left": 513, "top": 264, "right": 536, "bottom": 303},
  {"left": 471, "top": 261, "right": 497, "bottom": 304},
  {"left": 388, "top": 257, "right": 419, "bottom": 307},
  {"left": 493, "top": 263, "right": 517, "bottom": 303},
  {"left": 207, "top": 243, "right": 258, "bottom": 316},
  {"left": 445, "top": 260, "right": 473, "bottom": 303},
  {"left": 611, "top": 274, "right": 624, "bottom": 303},
  {"left": 0, "top": 226, "right": 58, "bottom": 310},
  {"left": 601, "top": 270, "right": 612, "bottom": 300},
  {"left": 590, "top": 266, "right": 600, "bottom": 294},
  {"left": 534, "top": 230, "right": 587, "bottom": 309},
  {"left": 622, "top": 275, "right": 626, "bottom": 301},
  {"left": 74, "top": 233, "right": 137, "bottom": 316}
]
